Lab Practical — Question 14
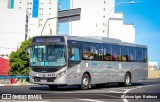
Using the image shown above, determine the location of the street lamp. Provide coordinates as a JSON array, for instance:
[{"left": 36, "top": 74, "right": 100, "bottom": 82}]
[
  {"left": 106, "top": 1, "right": 136, "bottom": 38},
  {"left": 41, "top": 17, "right": 58, "bottom": 36}
]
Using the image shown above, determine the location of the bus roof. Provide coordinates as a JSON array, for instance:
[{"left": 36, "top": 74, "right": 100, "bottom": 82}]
[
  {"left": 66, "top": 36, "right": 147, "bottom": 48},
  {"left": 32, "top": 35, "right": 147, "bottom": 48}
]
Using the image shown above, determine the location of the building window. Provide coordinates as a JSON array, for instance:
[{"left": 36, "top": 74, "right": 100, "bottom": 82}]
[
  {"left": 104, "top": 1, "right": 106, "bottom": 4},
  {"left": 32, "top": 0, "right": 39, "bottom": 18},
  {"left": 39, "top": 13, "right": 43, "bottom": 15},
  {"left": 103, "top": 16, "right": 105, "bottom": 18},
  {"left": 104, "top": 8, "right": 105, "bottom": 11},
  {"left": 103, "top": 30, "right": 105, "bottom": 33},
  {"left": 10, "top": 0, "right": 14, "bottom": 9}
]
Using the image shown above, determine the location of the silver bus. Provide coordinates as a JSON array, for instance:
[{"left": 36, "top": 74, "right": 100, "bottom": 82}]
[{"left": 29, "top": 35, "right": 148, "bottom": 90}]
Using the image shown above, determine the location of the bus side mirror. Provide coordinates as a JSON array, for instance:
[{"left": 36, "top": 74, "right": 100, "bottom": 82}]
[{"left": 25, "top": 48, "right": 30, "bottom": 55}]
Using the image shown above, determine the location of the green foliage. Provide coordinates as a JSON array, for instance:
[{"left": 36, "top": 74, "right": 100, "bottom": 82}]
[{"left": 9, "top": 38, "right": 32, "bottom": 75}]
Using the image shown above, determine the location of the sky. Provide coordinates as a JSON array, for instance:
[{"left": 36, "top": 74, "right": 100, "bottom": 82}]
[
  {"left": 58, "top": 0, "right": 160, "bottom": 68},
  {"left": 115, "top": 0, "right": 160, "bottom": 68}
]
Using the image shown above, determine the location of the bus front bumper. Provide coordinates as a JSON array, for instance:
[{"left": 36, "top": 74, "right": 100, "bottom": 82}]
[{"left": 29, "top": 75, "right": 67, "bottom": 85}]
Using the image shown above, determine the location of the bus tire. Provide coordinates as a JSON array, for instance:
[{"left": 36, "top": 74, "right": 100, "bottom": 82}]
[
  {"left": 118, "top": 73, "right": 131, "bottom": 87},
  {"left": 48, "top": 85, "right": 58, "bottom": 90},
  {"left": 81, "top": 74, "right": 90, "bottom": 90},
  {"left": 124, "top": 73, "right": 131, "bottom": 87}
]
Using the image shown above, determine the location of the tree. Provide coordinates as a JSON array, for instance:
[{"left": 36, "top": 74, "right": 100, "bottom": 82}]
[{"left": 9, "top": 38, "right": 32, "bottom": 75}]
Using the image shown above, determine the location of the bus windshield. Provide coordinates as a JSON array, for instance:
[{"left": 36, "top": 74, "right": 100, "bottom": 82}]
[{"left": 30, "top": 45, "right": 66, "bottom": 67}]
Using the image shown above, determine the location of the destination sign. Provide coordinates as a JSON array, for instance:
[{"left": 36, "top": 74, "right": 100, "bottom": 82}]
[
  {"left": 46, "top": 37, "right": 61, "bottom": 42},
  {"left": 34, "top": 38, "right": 45, "bottom": 43},
  {"left": 33, "top": 36, "right": 64, "bottom": 43}
]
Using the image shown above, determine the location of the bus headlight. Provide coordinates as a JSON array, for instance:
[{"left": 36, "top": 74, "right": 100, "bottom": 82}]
[{"left": 56, "top": 70, "right": 66, "bottom": 79}]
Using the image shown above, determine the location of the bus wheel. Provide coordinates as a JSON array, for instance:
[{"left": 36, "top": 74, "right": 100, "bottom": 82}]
[
  {"left": 48, "top": 85, "right": 58, "bottom": 90},
  {"left": 81, "top": 74, "right": 90, "bottom": 90},
  {"left": 118, "top": 73, "right": 131, "bottom": 87},
  {"left": 124, "top": 73, "right": 131, "bottom": 87}
]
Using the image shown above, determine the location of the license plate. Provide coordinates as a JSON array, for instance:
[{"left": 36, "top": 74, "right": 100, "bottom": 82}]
[{"left": 40, "top": 79, "right": 47, "bottom": 83}]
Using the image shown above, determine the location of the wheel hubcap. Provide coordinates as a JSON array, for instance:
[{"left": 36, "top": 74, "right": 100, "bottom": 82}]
[
  {"left": 83, "top": 78, "right": 88, "bottom": 86},
  {"left": 126, "top": 76, "right": 130, "bottom": 85}
]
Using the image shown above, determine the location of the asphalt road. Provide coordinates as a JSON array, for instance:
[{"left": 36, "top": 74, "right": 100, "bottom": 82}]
[{"left": 0, "top": 79, "right": 160, "bottom": 102}]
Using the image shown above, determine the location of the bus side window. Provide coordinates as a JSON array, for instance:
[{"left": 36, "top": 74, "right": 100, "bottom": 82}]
[
  {"left": 121, "top": 46, "right": 129, "bottom": 61},
  {"left": 69, "top": 47, "right": 80, "bottom": 61},
  {"left": 103, "top": 45, "right": 112, "bottom": 61},
  {"left": 82, "top": 43, "right": 94, "bottom": 60},
  {"left": 136, "top": 48, "right": 143, "bottom": 62},
  {"left": 112, "top": 46, "right": 121, "bottom": 61},
  {"left": 143, "top": 48, "right": 147, "bottom": 62},
  {"left": 129, "top": 47, "right": 135, "bottom": 62},
  {"left": 93, "top": 43, "right": 103, "bottom": 61}
]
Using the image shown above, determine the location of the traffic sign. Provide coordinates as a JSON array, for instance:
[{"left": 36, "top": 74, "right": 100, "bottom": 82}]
[{"left": 58, "top": 8, "right": 81, "bottom": 23}]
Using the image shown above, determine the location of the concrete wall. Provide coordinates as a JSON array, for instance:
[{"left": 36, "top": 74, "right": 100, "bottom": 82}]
[{"left": 148, "top": 70, "right": 160, "bottom": 79}]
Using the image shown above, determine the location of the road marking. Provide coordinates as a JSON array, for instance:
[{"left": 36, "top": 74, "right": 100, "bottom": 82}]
[
  {"left": 123, "top": 89, "right": 130, "bottom": 91},
  {"left": 97, "top": 94, "right": 121, "bottom": 98},
  {"left": 122, "top": 84, "right": 160, "bottom": 102},
  {"left": 109, "top": 91, "right": 123, "bottom": 93},
  {"left": 78, "top": 99, "right": 105, "bottom": 102}
]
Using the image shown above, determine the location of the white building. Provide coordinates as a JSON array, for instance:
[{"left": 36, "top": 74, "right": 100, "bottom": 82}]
[
  {"left": 7, "top": 0, "right": 58, "bottom": 37},
  {"left": 26, "top": 0, "right": 58, "bottom": 37},
  {"left": 0, "top": 0, "right": 58, "bottom": 57},
  {"left": 109, "top": 13, "right": 135, "bottom": 43},
  {"left": 0, "top": 9, "right": 28, "bottom": 56},
  {"left": 69, "top": 0, "right": 135, "bottom": 43},
  {"left": 148, "top": 62, "right": 158, "bottom": 71}
]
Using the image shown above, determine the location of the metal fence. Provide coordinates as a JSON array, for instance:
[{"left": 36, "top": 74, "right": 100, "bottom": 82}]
[{"left": 0, "top": 76, "right": 29, "bottom": 84}]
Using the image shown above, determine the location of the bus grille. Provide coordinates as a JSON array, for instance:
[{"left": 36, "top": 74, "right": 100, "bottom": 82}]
[
  {"left": 34, "top": 77, "right": 56, "bottom": 82},
  {"left": 31, "top": 67, "right": 59, "bottom": 73}
]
